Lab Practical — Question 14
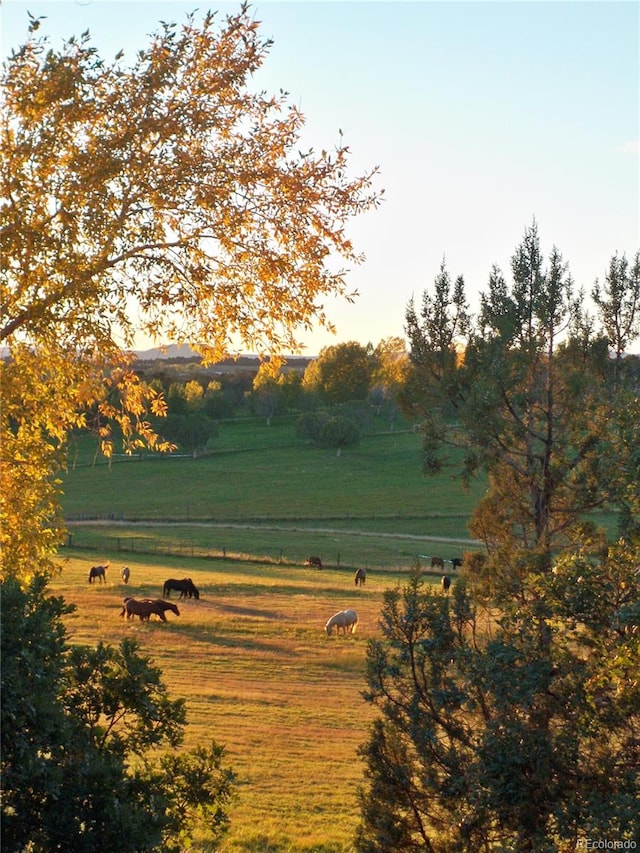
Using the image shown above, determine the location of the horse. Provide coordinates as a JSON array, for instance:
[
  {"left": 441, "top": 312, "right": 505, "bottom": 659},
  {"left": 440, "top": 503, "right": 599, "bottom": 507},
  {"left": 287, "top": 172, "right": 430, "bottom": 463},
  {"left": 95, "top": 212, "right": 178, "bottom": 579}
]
[
  {"left": 145, "top": 599, "right": 180, "bottom": 618},
  {"left": 120, "top": 566, "right": 130, "bottom": 584},
  {"left": 441, "top": 575, "right": 451, "bottom": 593},
  {"left": 163, "top": 578, "right": 200, "bottom": 599},
  {"left": 88, "top": 565, "right": 107, "bottom": 584},
  {"left": 120, "top": 598, "right": 179, "bottom": 622},
  {"left": 120, "top": 598, "right": 162, "bottom": 621},
  {"left": 305, "top": 556, "right": 323, "bottom": 570},
  {"left": 430, "top": 556, "right": 444, "bottom": 570},
  {"left": 325, "top": 609, "right": 358, "bottom": 636},
  {"left": 354, "top": 568, "right": 366, "bottom": 587},
  {"left": 451, "top": 557, "right": 463, "bottom": 569}
]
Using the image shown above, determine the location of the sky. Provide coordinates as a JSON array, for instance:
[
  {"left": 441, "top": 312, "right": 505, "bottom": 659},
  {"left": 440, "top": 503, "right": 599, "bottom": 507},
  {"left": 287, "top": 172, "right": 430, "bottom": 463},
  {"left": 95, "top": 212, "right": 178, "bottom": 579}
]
[{"left": 2, "top": 0, "right": 639, "bottom": 355}]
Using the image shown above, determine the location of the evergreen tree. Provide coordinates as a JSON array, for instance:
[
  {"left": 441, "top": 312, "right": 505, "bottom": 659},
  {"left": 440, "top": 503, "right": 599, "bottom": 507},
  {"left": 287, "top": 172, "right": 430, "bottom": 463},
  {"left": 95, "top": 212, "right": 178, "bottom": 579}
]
[
  {"left": 1, "top": 577, "right": 234, "bottom": 852},
  {"left": 357, "top": 224, "right": 640, "bottom": 851}
]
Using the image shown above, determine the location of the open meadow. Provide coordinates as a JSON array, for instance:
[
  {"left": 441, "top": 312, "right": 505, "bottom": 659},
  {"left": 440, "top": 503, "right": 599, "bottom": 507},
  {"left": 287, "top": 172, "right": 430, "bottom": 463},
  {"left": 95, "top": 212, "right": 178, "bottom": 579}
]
[
  {"left": 51, "top": 551, "right": 447, "bottom": 852},
  {"left": 54, "top": 420, "right": 621, "bottom": 849},
  {"left": 61, "top": 422, "right": 484, "bottom": 569},
  {"left": 55, "top": 424, "right": 476, "bottom": 850}
]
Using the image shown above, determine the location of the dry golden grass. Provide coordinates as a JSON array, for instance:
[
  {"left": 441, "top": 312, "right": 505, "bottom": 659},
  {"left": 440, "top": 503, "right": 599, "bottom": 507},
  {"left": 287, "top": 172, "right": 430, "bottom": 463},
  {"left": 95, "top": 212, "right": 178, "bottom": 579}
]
[{"left": 50, "top": 552, "right": 437, "bottom": 852}]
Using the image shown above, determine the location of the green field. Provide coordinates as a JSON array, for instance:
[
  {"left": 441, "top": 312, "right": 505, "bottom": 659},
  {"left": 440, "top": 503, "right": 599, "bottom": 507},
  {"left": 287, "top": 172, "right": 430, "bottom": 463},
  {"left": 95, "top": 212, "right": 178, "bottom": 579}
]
[
  {"left": 55, "top": 421, "right": 483, "bottom": 849},
  {"left": 61, "top": 420, "right": 486, "bottom": 570},
  {"left": 53, "top": 418, "right": 621, "bottom": 850}
]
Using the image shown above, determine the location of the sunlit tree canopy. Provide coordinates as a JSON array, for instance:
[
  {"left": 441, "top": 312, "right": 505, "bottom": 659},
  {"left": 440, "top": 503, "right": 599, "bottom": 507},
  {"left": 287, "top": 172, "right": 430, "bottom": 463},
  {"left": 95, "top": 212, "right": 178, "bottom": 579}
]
[{"left": 0, "top": 5, "right": 382, "bottom": 577}]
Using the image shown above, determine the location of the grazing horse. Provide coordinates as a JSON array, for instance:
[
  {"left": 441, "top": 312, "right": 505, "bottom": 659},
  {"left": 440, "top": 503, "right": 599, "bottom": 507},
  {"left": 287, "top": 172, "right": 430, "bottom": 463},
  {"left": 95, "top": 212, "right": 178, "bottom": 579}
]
[
  {"left": 163, "top": 577, "right": 200, "bottom": 599},
  {"left": 354, "top": 568, "right": 366, "bottom": 587},
  {"left": 88, "top": 565, "right": 107, "bottom": 584},
  {"left": 126, "top": 598, "right": 163, "bottom": 621},
  {"left": 120, "top": 566, "right": 130, "bottom": 584},
  {"left": 120, "top": 598, "right": 179, "bottom": 622},
  {"left": 430, "top": 556, "right": 444, "bottom": 570},
  {"left": 325, "top": 609, "right": 358, "bottom": 636},
  {"left": 305, "top": 556, "right": 323, "bottom": 570},
  {"left": 145, "top": 599, "right": 180, "bottom": 618},
  {"left": 451, "top": 557, "right": 463, "bottom": 569},
  {"left": 441, "top": 575, "right": 451, "bottom": 593}
]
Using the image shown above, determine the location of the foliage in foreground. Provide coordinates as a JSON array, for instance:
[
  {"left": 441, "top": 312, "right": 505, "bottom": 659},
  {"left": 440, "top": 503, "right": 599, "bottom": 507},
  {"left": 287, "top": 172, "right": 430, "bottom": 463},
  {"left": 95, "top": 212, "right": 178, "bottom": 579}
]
[
  {"left": 357, "top": 225, "right": 640, "bottom": 850},
  {"left": 357, "top": 559, "right": 640, "bottom": 852},
  {"left": 0, "top": 574, "right": 235, "bottom": 852}
]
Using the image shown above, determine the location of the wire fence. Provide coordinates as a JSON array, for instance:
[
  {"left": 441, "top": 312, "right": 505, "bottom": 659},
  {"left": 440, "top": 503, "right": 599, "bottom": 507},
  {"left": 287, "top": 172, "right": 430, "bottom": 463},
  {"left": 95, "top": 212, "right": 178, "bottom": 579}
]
[{"left": 61, "top": 529, "right": 450, "bottom": 574}]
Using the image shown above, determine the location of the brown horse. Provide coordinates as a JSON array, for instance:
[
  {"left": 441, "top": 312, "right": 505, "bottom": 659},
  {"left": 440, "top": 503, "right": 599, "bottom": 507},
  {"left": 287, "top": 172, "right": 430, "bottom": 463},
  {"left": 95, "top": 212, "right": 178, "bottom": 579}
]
[
  {"left": 88, "top": 565, "right": 107, "bottom": 583},
  {"left": 305, "top": 556, "right": 323, "bottom": 570},
  {"left": 145, "top": 599, "right": 180, "bottom": 618},
  {"left": 120, "top": 598, "right": 179, "bottom": 622},
  {"left": 120, "top": 566, "right": 130, "bottom": 584},
  {"left": 441, "top": 575, "right": 451, "bottom": 593},
  {"left": 163, "top": 578, "right": 199, "bottom": 599},
  {"left": 430, "top": 556, "right": 444, "bottom": 570},
  {"left": 354, "top": 568, "right": 366, "bottom": 587}
]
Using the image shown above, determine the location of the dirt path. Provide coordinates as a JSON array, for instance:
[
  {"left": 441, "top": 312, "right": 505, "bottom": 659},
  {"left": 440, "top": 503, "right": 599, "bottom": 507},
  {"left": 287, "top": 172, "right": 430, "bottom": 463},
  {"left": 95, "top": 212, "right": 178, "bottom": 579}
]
[{"left": 68, "top": 517, "right": 480, "bottom": 547}]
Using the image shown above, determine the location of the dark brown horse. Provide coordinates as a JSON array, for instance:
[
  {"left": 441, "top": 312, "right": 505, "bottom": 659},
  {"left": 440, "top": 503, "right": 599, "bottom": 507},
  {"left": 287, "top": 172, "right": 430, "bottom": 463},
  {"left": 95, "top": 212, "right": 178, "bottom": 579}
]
[
  {"left": 441, "top": 575, "right": 451, "bottom": 593},
  {"left": 354, "top": 568, "right": 366, "bottom": 587},
  {"left": 430, "top": 556, "right": 444, "bottom": 570},
  {"left": 88, "top": 565, "right": 107, "bottom": 584},
  {"left": 305, "top": 556, "right": 323, "bottom": 570},
  {"left": 163, "top": 578, "right": 200, "bottom": 599},
  {"left": 120, "top": 598, "right": 180, "bottom": 621},
  {"left": 146, "top": 599, "right": 180, "bottom": 618}
]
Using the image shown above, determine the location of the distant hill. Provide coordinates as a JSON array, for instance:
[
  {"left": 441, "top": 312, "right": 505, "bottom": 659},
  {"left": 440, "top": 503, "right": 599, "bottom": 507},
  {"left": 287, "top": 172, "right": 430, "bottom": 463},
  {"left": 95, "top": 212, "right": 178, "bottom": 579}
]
[
  {"left": 132, "top": 344, "right": 314, "bottom": 372},
  {"left": 133, "top": 343, "right": 199, "bottom": 360}
]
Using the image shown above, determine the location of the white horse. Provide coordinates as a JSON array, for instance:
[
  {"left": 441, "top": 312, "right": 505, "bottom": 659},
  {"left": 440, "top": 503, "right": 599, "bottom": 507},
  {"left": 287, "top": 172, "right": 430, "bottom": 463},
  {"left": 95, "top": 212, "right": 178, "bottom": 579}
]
[{"left": 325, "top": 609, "right": 358, "bottom": 636}]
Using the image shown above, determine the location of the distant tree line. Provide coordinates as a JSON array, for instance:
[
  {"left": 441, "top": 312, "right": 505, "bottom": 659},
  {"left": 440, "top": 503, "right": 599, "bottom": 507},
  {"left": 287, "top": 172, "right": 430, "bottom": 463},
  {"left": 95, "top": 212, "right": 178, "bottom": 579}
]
[{"left": 127, "top": 336, "right": 411, "bottom": 454}]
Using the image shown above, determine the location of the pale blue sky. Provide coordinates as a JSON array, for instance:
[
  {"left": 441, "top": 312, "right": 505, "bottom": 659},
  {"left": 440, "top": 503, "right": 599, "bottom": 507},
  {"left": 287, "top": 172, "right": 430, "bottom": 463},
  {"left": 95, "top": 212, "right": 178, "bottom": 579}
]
[{"left": 2, "top": 1, "right": 639, "bottom": 354}]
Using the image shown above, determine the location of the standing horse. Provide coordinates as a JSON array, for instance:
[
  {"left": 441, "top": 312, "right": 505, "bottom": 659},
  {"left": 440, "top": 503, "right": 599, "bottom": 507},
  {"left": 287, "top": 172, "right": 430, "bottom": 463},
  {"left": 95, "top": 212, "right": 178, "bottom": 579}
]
[
  {"left": 123, "top": 598, "right": 165, "bottom": 621},
  {"left": 354, "top": 568, "right": 366, "bottom": 587},
  {"left": 430, "top": 556, "right": 444, "bottom": 570},
  {"left": 325, "top": 609, "right": 358, "bottom": 636},
  {"left": 451, "top": 557, "right": 463, "bottom": 570},
  {"left": 146, "top": 599, "right": 180, "bottom": 618},
  {"left": 441, "top": 575, "right": 451, "bottom": 593},
  {"left": 88, "top": 565, "right": 107, "bottom": 584},
  {"left": 120, "top": 598, "right": 179, "bottom": 622},
  {"left": 163, "top": 578, "right": 200, "bottom": 599},
  {"left": 137, "top": 598, "right": 180, "bottom": 619},
  {"left": 305, "top": 556, "right": 323, "bottom": 570},
  {"left": 121, "top": 566, "right": 130, "bottom": 584}
]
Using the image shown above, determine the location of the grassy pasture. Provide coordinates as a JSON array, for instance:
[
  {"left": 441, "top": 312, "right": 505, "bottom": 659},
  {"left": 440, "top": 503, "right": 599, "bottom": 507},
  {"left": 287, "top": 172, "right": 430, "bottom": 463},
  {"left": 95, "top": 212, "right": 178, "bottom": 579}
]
[
  {"left": 53, "top": 419, "right": 622, "bottom": 850},
  {"left": 64, "top": 520, "right": 478, "bottom": 575},
  {"left": 62, "top": 426, "right": 484, "bottom": 523},
  {"left": 52, "top": 550, "right": 443, "bottom": 852},
  {"left": 56, "top": 421, "right": 480, "bottom": 848},
  {"left": 62, "top": 425, "right": 484, "bottom": 573}
]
